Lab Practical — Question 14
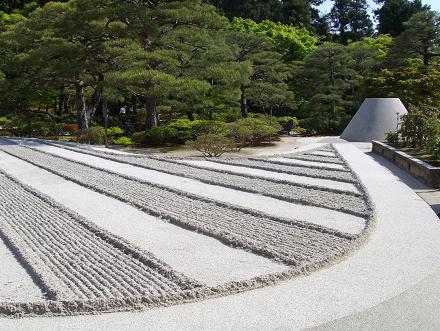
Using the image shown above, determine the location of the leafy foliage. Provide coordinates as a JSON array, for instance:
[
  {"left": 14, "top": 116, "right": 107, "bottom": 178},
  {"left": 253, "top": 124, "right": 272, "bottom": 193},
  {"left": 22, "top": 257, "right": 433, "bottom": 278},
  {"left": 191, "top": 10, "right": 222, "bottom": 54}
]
[
  {"left": 186, "top": 133, "right": 236, "bottom": 157},
  {"left": 375, "top": 0, "right": 429, "bottom": 37},
  {"left": 231, "top": 18, "right": 317, "bottom": 61},
  {"left": 330, "top": 0, "right": 374, "bottom": 44}
]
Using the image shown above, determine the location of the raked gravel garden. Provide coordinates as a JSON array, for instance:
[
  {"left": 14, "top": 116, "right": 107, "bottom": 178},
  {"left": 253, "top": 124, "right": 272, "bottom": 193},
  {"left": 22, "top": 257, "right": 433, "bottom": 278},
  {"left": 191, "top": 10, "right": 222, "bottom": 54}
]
[
  {"left": 1, "top": 136, "right": 440, "bottom": 330},
  {"left": 0, "top": 137, "right": 376, "bottom": 317}
]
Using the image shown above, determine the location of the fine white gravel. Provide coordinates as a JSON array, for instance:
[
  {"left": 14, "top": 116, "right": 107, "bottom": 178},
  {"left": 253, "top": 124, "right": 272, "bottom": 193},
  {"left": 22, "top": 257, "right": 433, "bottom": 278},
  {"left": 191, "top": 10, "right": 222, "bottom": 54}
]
[
  {"left": 0, "top": 151, "right": 288, "bottom": 287},
  {"left": 6, "top": 139, "right": 367, "bottom": 234},
  {"left": 0, "top": 236, "right": 44, "bottom": 302},
  {"left": 310, "top": 151, "right": 337, "bottom": 157},
  {"left": 23, "top": 140, "right": 366, "bottom": 215},
  {"left": 2, "top": 142, "right": 437, "bottom": 329},
  {"left": 177, "top": 159, "right": 359, "bottom": 194},
  {"left": 0, "top": 138, "right": 376, "bottom": 319},
  {"left": 0, "top": 143, "right": 359, "bottom": 266},
  {"left": 265, "top": 157, "right": 346, "bottom": 170}
]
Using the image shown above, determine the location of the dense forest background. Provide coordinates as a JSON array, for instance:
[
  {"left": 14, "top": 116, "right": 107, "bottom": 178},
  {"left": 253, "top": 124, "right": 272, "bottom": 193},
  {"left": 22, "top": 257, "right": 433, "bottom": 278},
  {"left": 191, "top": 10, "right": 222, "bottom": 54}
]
[{"left": 0, "top": 0, "right": 439, "bottom": 147}]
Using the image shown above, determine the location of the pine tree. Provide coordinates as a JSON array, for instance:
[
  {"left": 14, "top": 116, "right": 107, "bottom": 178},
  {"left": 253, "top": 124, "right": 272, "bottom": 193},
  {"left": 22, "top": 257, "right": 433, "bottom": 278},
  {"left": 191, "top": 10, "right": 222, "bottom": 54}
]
[
  {"left": 226, "top": 27, "right": 294, "bottom": 117},
  {"left": 375, "top": 0, "right": 429, "bottom": 37},
  {"left": 330, "top": 0, "right": 373, "bottom": 44},
  {"left": 391, "top": 10, "right": 440, "bottom": 66},
  {"left": 299, "top": 43, "right": 356, "bottom": 121}
]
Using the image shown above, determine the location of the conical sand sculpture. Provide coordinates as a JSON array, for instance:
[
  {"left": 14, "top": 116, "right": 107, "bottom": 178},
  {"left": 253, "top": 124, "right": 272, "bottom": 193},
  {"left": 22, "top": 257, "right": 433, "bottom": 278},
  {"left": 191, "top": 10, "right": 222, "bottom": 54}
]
[{"left": 341, "top": 98, "right": 408, "bottom": 142}]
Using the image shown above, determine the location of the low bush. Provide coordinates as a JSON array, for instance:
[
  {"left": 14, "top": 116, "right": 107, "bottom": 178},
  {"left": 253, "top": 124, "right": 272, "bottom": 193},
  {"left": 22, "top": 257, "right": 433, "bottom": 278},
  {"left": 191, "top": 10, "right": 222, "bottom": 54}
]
[
  {"left": 76, "top": 126, "right": 105, "bottom": 145},
  {"left": 107, "top": 126, "right": 124, "bottom": 137},
  {"left": 0, "top": 116, "right": 13, "bottom": 129},
  {"left": 32, "top": 121, "right": 51, "bottom": 137},
  {"left": 426, "top": 135, "right": 440, "bottom": 158},
  {"left": 142, "top": 126, "right": 178, "bottom": 146},
  {"left": 186, "top": 134, "right": 237, "bottom": 157},
  {"left": 212, "top": 110, "right": 242, "bottom": 123},
  {"left": 132, "top": 131, "right": 145, "bottom": 144},
  {"left": 113, "top": 136, "right": 133, "bottom": 146},
  {"left": 192, "top": 120, "right": 228, "bottom": 136},
  {"left": 385, "top": 131, "right": 399, "bottom": 144},
  {"left": 227, "top": 117, "right": 281, "bottom": 145},
  {"left": 167, "top": 119, "right": 199, "bottom": 142}
]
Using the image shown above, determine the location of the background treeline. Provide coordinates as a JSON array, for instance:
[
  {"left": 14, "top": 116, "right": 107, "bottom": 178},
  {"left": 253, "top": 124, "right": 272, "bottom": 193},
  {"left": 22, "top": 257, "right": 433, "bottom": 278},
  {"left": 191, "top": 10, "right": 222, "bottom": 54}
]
[{"left": 0, "top": 0, "right": 439, "bottom": 148}]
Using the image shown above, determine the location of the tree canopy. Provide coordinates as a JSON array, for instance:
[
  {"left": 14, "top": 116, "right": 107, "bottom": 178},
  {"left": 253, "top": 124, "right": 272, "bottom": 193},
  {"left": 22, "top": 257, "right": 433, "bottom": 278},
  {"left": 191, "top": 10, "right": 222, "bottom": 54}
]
[{"left": 1, "top": 0, "right": 440, "bottom": 139}]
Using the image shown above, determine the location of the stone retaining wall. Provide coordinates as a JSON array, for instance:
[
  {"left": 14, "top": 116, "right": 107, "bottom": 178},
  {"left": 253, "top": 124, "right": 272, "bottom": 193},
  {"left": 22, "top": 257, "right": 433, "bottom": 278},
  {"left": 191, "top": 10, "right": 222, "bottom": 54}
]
[{"left": 372, "top": 141, "right": 440, "bottom": 188}]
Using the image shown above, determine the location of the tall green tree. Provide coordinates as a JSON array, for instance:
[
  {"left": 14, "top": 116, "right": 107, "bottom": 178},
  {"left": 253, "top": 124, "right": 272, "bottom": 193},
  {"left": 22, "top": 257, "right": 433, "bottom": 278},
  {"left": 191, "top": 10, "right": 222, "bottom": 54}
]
[
  {"left": 330, "top": 0, "right": 373, "bottom": 44},
  {"left": 374, "top": 0, "right": 429, "bottom": 37},
  {"left": 391, "top": 10, "right": 440, "bottom": 66},
  {"left": 297, "top": 43, "right": 356, "bottom": 126},
  {"left": 106, "top": 0, "right": 245, "bottom": 129},
  {"left": 231, "top": 18, "right": 317, "bottom": 61},
  {"left": 209, "top": 0, "right": 326, "bottom": 30},
  {"left": 226, "top": 29, "right": 294, "bottom": 118},
  {"left": 208, "top": 0, "right": 281, "bottom": 22}
]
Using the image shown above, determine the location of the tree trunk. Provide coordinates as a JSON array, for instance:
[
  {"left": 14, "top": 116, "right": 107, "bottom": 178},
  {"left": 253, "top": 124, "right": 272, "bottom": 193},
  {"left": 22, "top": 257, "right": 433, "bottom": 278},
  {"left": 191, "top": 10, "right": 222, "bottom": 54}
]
[
  {"left": 85, "top": 73, "right": 104, "bottom": 125},
  {"left": 186, "top": 111, "right": 194, "bottom": 121},
  {"left": 102, "top": 96, "right": 109, "bottom": 148},
  {"left": 59, "top": 86, "right": 68, "bottom": 113},
  {"left": 240, "top": 84, "right": 248, "bottom": 118},
  {"left": 423, "top": 48, "right": 430, "bottom": 66},
  {"left": 75, "top": 74, "right": 104, "bottom": 130},
  {"left": 75, "top": 80, "right": 88, "bottom": 130},
  {"left": 131, "top": 95, "right": 137, "bottom": 112},
  {"left": 145, "top": 95, "right": 158, "bottom": 130},
  {"left": 27, "top": 109, "right": 32, "bottom": 138}
]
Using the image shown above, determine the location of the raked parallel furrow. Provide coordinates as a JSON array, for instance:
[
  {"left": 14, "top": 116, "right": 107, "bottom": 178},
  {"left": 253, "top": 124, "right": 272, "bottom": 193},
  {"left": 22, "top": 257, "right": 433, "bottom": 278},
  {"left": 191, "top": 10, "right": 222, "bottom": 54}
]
[
  {"left": 207, "top": 157, "right": 356, "bottom": 183},
  {"left": 282, "top": 153, "right": 345, "bottom": 165},
  {"left": 277, "top": 146, "right": 347, "bottom": 165},
  {"left": 0, "top": 170, "right": 199, "bottom": 302},
  {"left": 0, "top": 143, "right": 359, "bottom": 267},
  {"left": 36, "top": 142, "right": 367, "bottom": 216}
]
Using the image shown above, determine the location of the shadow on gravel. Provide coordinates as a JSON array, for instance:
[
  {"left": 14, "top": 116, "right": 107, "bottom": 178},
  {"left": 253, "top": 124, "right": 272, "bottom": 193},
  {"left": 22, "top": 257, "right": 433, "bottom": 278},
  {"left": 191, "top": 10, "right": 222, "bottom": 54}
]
[{"left": 366, "top": 152, "right": 430, "bottom": 190}]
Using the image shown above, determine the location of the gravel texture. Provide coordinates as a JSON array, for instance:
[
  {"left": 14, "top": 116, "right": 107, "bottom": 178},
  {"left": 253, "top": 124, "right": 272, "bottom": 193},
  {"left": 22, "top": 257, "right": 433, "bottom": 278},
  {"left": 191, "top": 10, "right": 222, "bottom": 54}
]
[
  {"left": 0, "top": 143, "right": 358, "bottom": 266},
  {"left": 0, "top": 170, "right": 204, "bottom": 316},
  {"left": 0, "top": 139, "right": 375, "bottom": 318},
  {"left": 278, "top": 146, "right": 345, "bottom": 165},
  {"left": 0, "top": 150, "right": 289, "bottom": 288},
  {"left": 309, "top": 151, "right": 337, "bottom": 157},
  {"left": 177, "top": 159, "right": 359, "bottom": 194},
  {"left": 3, "top": 139, "right": 368, "bottom": 235},
  {"left": 209, "top": 156, "right": 356, "bottom": 182},
  {"left": 30, "top": 141, "right": 368, "bottom": 216},
  {"left": 0, "top": 236, "right": 44, "bottom": 303}
]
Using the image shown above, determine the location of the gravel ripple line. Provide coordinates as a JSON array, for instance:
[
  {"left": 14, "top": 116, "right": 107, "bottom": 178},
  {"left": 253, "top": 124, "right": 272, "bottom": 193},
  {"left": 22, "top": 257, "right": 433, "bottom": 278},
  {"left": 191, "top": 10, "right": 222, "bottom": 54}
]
[
  {"left": 41, "top": 140, "right": 360, "bottom": 197},
  {"left": 0, "top": 143, "right": 358, "bottom": 267},
  {"left": 30, "top": 142, "right": 370, "bottom": 217},
  {"left": 0, "top": 141, "right": 377, "bottom": 318},
  {"left": 0, "top": 170, "right": 202, "bottom": 302}
]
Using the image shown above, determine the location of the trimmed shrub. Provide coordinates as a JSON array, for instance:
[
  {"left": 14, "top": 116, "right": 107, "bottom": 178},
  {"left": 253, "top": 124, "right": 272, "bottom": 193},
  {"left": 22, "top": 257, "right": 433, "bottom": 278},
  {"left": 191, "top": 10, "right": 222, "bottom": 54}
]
[
  {"left": 212, "top": 110, "right": 242, "bottom": 123},
  {"left": 132, "top": 131, "right": 145, "bottom": 144},
  {"left": 76, "top": 126, "right": 105, "bottom": 145},
  {"left": 227, "top": 117, "right": 281, "bottom": 145},
  {"left": 142, "top": 126, "right": 178, "bottom": 146},
  {"left": 186, "top": 134, "right": 236, "bottom": 157},
  {"left": 0, "top": 116, "right": 13, "bottom": 129},
  {"left": 113, "top": 136, "right": 133, "bottom": 146},
  {"left": 192, "top": 120, "right": 228, "bottom": 136},
  {"left": 107, "top": 127, "right": 124, "bottom": 137},
  {"left": 167, "top": 119, "right": 200, "bottom": 142},
  {"left": 385, "top": 131, "right": 399, "bottom": 144}
]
